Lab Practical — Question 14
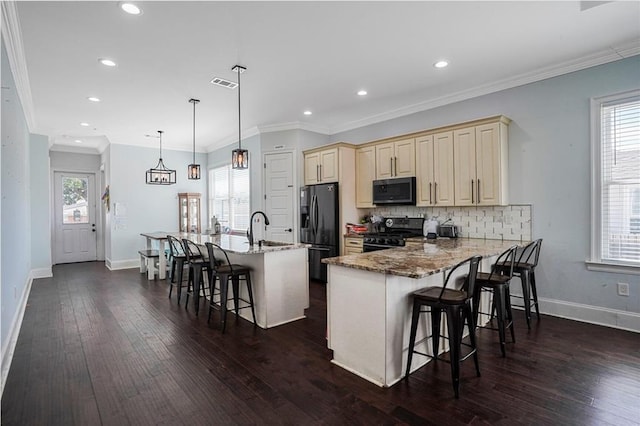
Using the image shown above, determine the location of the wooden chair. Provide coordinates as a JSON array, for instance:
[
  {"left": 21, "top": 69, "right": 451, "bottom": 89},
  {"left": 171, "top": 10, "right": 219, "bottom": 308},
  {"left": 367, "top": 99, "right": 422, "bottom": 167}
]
[{"left": 167, "top": 235, "right": 189, "bottom": 304}]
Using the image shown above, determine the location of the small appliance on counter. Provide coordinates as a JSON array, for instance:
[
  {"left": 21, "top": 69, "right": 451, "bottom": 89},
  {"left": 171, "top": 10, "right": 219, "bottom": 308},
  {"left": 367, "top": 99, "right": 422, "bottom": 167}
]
[
  {"left": 423, "top": 217, "right": 439, "bottom": 239},
  {"left": 437, "top": 221, "right": 460, "bottom": 238}
]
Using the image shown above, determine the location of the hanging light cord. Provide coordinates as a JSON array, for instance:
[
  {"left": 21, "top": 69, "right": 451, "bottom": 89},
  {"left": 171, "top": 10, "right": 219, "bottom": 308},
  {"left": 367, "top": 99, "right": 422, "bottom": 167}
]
[
  {"left": 158, "top": 130, "right": 163, "bottom": 161},
  {"left": 192, "top": 100, "right": 196, "bottom": 163},
  {"left": 237, "top": 66, "right": 242, "bottom": 150}
]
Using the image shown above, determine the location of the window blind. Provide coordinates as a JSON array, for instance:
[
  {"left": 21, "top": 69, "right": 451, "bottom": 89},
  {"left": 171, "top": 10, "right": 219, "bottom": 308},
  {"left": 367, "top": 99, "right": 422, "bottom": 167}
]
[
  {"left": 600, "top": 97, "right": 640, "bottom": 264},
  {"left": 209, "top": 165, "right": 250, "bottom": 232}
]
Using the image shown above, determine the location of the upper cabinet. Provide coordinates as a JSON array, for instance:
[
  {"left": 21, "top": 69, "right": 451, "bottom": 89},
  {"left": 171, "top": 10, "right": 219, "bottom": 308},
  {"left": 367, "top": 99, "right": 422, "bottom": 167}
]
[
  {"left": 416, "top": 132, "right": 455, "bottom": 206},
  {"left": 355, "top": 145, "right": 376, "bottom": 208},
  {"left": 375, "top": 138, "right": 415, "bottom": 179},
  {"left": 304, "top": 147, "right": 339, "bottom": 185},
  {"left": 453, "top": 120, "right": 509, "bottom": 206}
]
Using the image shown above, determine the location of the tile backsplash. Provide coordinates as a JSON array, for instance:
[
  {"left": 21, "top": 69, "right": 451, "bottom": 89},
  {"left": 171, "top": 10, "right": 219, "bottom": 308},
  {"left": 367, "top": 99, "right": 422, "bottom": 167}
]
[{"left": 364, "top": 205, "right": 532, "bottom": 242}]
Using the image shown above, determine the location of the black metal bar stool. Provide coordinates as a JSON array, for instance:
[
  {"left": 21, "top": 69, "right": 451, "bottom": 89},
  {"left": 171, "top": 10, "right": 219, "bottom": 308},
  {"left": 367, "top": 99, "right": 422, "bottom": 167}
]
[
  {"left": 405, "top": 255, "right": 482, "bottom": 399},
  {"left": 167, "top": 235, "right": 189, "bottom": 304},
  {"left": 205, "top": 242, "right": 256, "bottom": 333},
  {"left": 473, "top": 245, "right": 518, "bottom": 357},
  {"left": 496, "top": 239, "right": 543, "bottom": 329},
  {"left": 182, "top": 238, "right": 209, "bottom": 315}
]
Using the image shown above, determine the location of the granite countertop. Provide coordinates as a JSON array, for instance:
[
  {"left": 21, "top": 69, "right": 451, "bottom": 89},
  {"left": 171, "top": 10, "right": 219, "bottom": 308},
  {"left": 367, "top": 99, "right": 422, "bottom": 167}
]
[
  {"left": 322, "top": 238, "right": 524, "bottom": 279},
  {"left": 171, "top": 232, "right": 310, "bottom": 255}
]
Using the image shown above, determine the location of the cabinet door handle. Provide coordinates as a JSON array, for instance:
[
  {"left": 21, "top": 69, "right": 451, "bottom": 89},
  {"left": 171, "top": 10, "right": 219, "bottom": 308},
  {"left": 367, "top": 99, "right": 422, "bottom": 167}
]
[
  {"left": 471, "top": 179, "right": 474, "bottom": 204},
  {"left": 429, "top": 182, "right": 432, "bottom": 204},
  {"left": 434, "top": 182, "right": 437, "bottom": 205},
  {"left": 394, "top": 157, "right": 398, "bottom": 176},
  {"left": 477, "top": 179, "right": 480, "bottom": 204},
  {"left": 390, "top": 158, "right": 394, "bottom": 176},
  {"left": 316, "top": 165, "right": 320, "bottom": 182}
]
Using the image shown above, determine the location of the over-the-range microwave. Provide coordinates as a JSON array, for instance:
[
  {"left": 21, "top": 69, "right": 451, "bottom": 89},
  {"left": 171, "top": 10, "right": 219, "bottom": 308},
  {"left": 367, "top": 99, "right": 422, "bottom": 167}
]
[{"left": 372, "top": 177, "right": 416, "bottom": 205}]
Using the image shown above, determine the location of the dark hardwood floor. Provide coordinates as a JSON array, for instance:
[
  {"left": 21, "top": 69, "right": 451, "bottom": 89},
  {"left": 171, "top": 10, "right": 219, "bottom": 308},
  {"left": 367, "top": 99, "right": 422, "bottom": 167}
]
[{"left": 2, "top": 262, "right": 640, "bottom": 425}]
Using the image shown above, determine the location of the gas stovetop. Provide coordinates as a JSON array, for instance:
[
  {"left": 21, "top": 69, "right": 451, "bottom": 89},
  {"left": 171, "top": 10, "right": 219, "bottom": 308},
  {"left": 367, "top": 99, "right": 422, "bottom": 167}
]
[{"left": 363, "top": 217, "right": 424, "bottom": 248}]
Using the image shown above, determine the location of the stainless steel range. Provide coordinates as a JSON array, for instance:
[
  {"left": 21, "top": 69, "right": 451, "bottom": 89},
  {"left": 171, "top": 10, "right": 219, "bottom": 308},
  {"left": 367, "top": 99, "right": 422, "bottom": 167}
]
[{"left": 362, "top": 217, "right": 424, "bottom": 252}]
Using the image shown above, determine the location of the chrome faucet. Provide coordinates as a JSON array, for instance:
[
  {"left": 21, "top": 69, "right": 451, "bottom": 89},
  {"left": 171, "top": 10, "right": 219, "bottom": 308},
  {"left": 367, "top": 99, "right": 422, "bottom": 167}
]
[{"left": 248, "top": 211, "right": 270, "bottom": 246}]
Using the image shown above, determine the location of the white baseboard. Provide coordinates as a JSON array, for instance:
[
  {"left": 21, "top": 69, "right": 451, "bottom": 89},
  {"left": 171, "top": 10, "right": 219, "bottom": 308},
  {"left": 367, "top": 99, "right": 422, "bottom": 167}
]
[
  {"left": 105, "top": 257, "right": 139, "bottom": 271},
  {"left": 538, "top": 297, "right": 640, "bottom": 333},
  {"left": 1, "top": 271, "right": 34, "bottom": 396},
  {"left": 31, "top": 267, "right": 52, "bottom": 279}
]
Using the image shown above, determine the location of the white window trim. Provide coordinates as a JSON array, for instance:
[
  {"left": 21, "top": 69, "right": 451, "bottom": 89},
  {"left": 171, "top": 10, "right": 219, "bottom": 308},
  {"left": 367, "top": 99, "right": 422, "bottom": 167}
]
[{"left": 588, "top": 88, "right": 640, "bottom": 274}]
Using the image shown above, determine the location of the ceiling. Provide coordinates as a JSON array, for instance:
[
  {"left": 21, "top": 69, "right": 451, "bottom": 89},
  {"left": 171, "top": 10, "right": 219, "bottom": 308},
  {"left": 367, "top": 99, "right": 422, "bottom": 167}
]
[{"left": 9, "top": 1, "right": 640, "bottom": 154}]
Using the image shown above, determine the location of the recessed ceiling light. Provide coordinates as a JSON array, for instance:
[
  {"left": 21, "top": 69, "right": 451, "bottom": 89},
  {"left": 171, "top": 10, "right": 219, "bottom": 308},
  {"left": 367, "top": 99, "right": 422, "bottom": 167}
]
[
  {"left": 119, "top": 2, "right": 141, "bottom": 15},
  {"left": 357, "top": 90, "right": 368, "bottom": 96},
  {"left": 74, "top": 139, "right": 83, "bottom": 144},
  {"left": 87, "top": 97, "right": 101, "bottom": 102},
  {"left": 99, "top": 58, "right": 117, "bottom": 67},
  {"left": 303, "top": 111, "right": 312, "bottom": 116},
  {"left": 434, "top": 60, "right": 449, "bottom": 69},
  {"left": 80, "top": 122, "right": 90, "bottom": 127}
]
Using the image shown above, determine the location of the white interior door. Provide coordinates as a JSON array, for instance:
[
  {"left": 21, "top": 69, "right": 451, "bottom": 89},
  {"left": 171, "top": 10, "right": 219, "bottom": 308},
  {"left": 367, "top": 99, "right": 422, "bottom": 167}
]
[
  {"left": 264, "top": 152, "right": 295, "bottom": 243},
  {"left": 54, "top": 172, "right": 97, "bottom": 263}
]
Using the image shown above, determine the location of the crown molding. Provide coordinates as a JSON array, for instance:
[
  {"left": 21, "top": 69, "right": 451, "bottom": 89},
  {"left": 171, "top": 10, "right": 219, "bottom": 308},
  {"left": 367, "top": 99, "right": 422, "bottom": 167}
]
[
  {"left": 256, "top": 121, "right": 332, "bottom": 136},
  {"left": 1, "top": 1, "right": 36, "bottom": 132},
  {"left": 329, "top": 43, "right": 640, "bottom": 135}
]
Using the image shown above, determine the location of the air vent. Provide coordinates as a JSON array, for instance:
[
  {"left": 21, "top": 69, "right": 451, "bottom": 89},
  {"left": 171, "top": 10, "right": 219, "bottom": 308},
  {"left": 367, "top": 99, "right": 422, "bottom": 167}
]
[{"left": 210, "top": 77, "right": 238, "bottom": 89}]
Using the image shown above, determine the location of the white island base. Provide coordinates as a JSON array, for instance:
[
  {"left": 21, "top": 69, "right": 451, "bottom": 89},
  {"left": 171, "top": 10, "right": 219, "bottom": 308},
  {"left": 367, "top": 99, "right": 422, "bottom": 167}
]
[
  {"left": 327, "top": 258, "right": 494, "bottom": 387},
  {"left": 223, "top": 247, "right": 309, "bottom": 329}
]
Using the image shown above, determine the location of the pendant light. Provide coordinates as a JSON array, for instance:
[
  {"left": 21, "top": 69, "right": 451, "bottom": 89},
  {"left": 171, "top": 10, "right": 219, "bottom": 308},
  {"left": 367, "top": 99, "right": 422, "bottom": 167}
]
[
  {"left": 187, "top": 98, "right": 201, "bottom": 180},
  {"left": 145, "top": 130, "right": 176, "bottom": 185},
  {"left": 231, "top": 64, "right": 248, "bottom": 169}
]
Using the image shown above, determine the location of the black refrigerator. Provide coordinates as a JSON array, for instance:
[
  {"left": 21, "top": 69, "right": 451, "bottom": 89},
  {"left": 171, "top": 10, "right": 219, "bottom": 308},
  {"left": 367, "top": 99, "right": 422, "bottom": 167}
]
[{"left": 300, "top": 182, "right": 339, "bottom": 282}]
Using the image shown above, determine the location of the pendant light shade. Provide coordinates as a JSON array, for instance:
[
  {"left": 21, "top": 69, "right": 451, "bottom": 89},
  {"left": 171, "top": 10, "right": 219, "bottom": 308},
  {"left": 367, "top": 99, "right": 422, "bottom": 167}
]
[
  {"left": 188, "top": 98, "right": 201, "bottom": 180},
  {"left": 146, "top": 130, "right": 176, "bottom": 185},
  {"left": 232, "top": 64, "right": 248, "bottom": 169}
]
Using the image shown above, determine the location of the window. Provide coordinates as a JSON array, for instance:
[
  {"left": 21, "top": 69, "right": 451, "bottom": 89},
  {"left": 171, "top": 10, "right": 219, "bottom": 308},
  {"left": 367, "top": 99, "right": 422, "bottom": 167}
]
[
  {"left": 589, "top": 90, "right": 640, "bottom": 272},
  {"left": 209, "top": 165, "right": 250, "bottom": 233},
  {"left": 62, "top": 176, "right": 89, "bottom": 224}
]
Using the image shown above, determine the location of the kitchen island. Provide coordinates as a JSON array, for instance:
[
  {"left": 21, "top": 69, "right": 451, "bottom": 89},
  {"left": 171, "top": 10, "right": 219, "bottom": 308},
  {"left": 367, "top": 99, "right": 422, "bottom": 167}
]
[
  {"left": 323, "top": 238, "right": 523, "bottom": 387},
  {"left": 165, "top": 232, "right": 310, "bottom": 329}
]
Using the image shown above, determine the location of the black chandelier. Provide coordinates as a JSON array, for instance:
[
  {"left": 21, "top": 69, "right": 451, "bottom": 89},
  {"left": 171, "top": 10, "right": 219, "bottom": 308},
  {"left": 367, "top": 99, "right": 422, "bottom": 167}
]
[
  {"left": 188, "top": 98, "right": 201, "bottom": 180},
  {"left": 231, "top": 64, "right": 248, "bottom": 169},
  {"left": 145, "top": 130, "right": 176, "bottom": 185}
]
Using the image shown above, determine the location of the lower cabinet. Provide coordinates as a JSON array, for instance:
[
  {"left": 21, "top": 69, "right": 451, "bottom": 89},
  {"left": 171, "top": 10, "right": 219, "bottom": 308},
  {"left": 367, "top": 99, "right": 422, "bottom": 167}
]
[{"left": 344, "top": 236, "right": 364, "bottom": 255}]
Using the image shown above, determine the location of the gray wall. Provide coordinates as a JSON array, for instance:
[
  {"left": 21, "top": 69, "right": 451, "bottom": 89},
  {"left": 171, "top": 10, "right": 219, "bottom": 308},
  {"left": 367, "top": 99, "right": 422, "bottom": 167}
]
[
  {"left": 107, "top": 144, "right": 207, "bottom": 264},
  {"left": 29, "top": 134, "right": 51, "bottom": 272},
  {"left": 1, "top": 39, "right": 32, "bottom": 366},
  {"left": 331, "top": 56, "right": 640, "bottom": 317}
]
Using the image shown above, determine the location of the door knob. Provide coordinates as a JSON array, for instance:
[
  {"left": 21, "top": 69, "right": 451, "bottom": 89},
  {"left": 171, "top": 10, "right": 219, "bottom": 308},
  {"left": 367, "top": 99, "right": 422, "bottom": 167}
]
[{"left": 285, "top": 228, "right": 292, "bottom": 232}]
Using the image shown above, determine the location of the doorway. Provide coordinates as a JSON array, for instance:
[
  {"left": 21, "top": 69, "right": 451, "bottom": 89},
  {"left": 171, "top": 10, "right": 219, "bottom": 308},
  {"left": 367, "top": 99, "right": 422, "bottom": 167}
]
[
  {"left": 53, "top": 172, "right": 97, "bottom": 263},
  {"left": 263, "top": 151, "right": 296, "bottom": 243}
]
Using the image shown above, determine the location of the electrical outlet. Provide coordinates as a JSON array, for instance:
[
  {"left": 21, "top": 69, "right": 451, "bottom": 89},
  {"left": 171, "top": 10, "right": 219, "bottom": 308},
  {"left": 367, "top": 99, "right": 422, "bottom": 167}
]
[{"left": 617, "top": 282, "right": 630, "bottom": 297}]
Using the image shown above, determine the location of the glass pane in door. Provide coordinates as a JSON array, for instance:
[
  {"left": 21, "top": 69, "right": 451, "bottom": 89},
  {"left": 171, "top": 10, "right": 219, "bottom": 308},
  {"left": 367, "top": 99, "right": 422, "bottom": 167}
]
[{"left": 62, "top": 176, "right": 89, "bottom": 224}]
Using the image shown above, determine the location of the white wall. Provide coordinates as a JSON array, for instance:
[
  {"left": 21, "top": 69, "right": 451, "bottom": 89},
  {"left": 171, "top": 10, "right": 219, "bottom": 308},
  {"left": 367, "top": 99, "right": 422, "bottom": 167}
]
[{"left": 331, "top": 56, "right": 640, "bottom": 326}]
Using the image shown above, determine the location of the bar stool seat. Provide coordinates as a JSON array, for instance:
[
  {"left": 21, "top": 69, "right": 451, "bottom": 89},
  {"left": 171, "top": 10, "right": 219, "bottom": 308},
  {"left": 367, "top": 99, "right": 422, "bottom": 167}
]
[
  {"left": 182, "top": 239, "right": 209, "bottom": 315},
  {"left": 495, "top": 239, "right": 543, "bottom": 329},
  {"left": 405, "top": 255, "right": 482, "bottom": 399},
  {"left": 473, "top": 245, "right": 518, "bottom": 357},
  {"left": 205, "top": 242, "right": 256, "bottom": 333}
]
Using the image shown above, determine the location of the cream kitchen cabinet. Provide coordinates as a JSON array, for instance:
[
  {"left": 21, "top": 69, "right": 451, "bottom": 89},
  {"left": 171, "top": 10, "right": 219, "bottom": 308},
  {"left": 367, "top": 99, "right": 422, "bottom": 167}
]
[
  {"left": 375, "top": 138, "right": 415, "bottom": 179},
  {"left": 453, "top": 119, "right": 509, "bottom": 206},
  {"left": 304, "top": 147, "right": 339, "bottom": 185},
  {"left": 343, "top": 236, "right": 364, "bottom": 255},
  {"left": 416, "top": 132, "right": 455, "bottom": 206},
  {"left": 355, "top": 145, "right": 376, "bottom": 208}
]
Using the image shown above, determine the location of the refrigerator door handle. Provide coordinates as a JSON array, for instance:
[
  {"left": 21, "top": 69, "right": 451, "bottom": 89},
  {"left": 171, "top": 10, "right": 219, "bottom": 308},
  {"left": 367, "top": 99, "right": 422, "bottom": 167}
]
[{"left": 313, "top": 194, "right": 319, "bottom": 235}]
